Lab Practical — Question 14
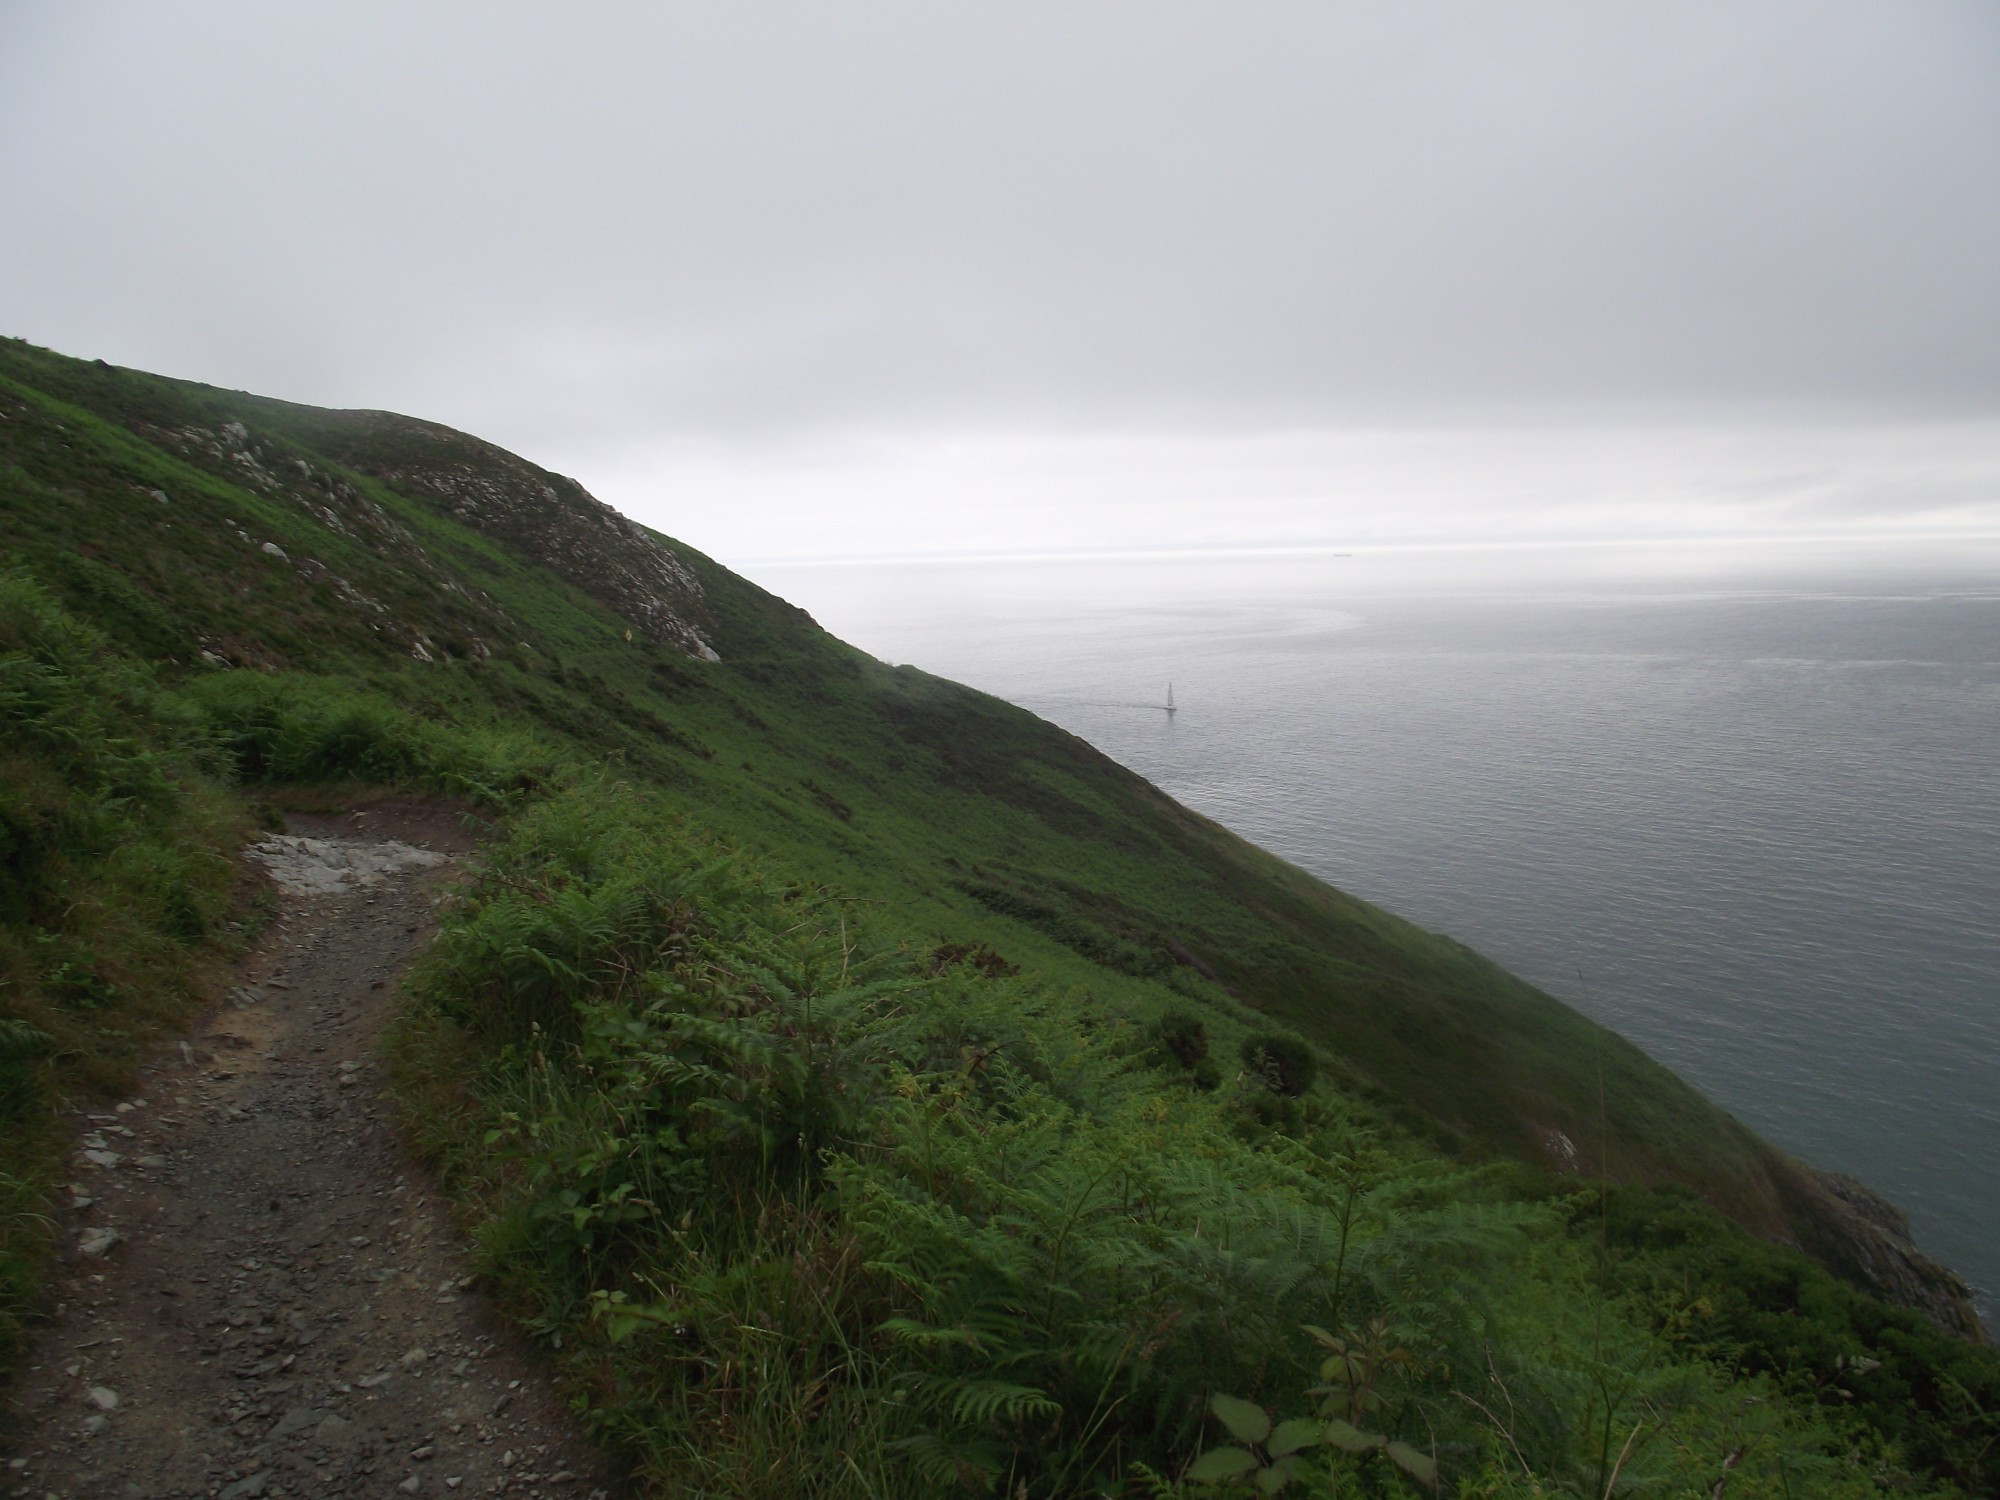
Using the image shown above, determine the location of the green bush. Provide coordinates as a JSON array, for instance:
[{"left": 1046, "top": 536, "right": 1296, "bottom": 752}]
[
  {"left": 178, "top": 669, "right": 549, "bottom": 804},
  {"left": 1240, "top": 1032, "right": 1318, "bottom": 1097},
  {"left": 1150, "top": 1006, "right": 1210, "bottom": 1069}
]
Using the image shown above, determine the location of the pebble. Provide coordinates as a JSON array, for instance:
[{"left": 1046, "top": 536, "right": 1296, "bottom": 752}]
[
  {"left": 77, "top": 1226, "right": 121, "bottom": 1258},
  {"left": 85, "top": 1386, "right": 119, "bottom": 1411}
]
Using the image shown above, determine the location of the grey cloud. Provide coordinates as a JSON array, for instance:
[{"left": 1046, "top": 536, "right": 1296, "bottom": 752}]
[
  {"left": 7, "top": 3, "right": 1999, "bottom": 427},
  {"left": 4, "top": 2, "right": 1998, "bottom": 560}
]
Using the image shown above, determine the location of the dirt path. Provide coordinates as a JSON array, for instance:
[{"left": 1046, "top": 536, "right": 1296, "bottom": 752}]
[{"left": 6, "top": 804, "right": 616, "bottom": 1500}]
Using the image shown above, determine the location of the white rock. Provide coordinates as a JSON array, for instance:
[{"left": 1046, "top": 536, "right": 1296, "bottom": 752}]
[
  {"left": 260, "top": 541, "right": 289, "bottom": 560},
  {"left": 77, "top": 1227, "right": 121, "bottom": 1258},
  {"left": 85, "top": 1385, "right": 118, "bottom": 1411},
  {"left": 244, "top": 835, "right": 447, "bottom": 898}
]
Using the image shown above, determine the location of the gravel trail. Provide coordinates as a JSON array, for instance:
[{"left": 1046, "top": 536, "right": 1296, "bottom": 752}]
[{"left": 6, "top": 804, "right": 616, "bottom": 1500}]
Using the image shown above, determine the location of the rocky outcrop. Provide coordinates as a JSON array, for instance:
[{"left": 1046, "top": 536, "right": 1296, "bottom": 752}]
[
  {"left": 1779, "top": 1164, "right": 1990, "bottom": 1342},
  {"left": 140, "top": 405, "right": 719, "bottom": 664},
  {"left": 318, "top": 414, "right": 720, "bottom": 661}
]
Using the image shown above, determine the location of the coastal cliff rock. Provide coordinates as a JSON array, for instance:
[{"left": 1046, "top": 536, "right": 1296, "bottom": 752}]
[{"left": 1779, "top": 1165, "right": 1990, "bottom": 1342}]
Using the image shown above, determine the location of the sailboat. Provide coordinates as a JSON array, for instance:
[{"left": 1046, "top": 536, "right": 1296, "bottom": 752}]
[{"left": 1165, "top": 682, "right": 1177, "bottom": 716}]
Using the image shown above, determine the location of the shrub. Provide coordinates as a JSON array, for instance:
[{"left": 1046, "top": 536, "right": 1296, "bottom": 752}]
[
  {"left": 1240, "top": 1032, "right": 1318, "bottom": 1096},
  {"left": 1151, "top": 1006, "right": 1210, "bottom": 1069}
]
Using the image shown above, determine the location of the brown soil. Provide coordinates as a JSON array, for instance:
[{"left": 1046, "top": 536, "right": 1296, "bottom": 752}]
[{"left": 5, "top": 802, "right": 619, "bottom": 1500}]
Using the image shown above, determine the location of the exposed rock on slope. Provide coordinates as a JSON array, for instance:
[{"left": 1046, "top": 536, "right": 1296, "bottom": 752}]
[
  {"left": 1782, "top": 1167, "right": 1990, "bottom": 1342},
  {"left": 252, "top": 409, "right": 720, "bottom": 661}
]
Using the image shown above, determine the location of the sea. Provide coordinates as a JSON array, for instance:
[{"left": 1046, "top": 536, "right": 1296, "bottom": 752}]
[{"left": 757, "top": 537, "right": 2000, "bottom": 1329}]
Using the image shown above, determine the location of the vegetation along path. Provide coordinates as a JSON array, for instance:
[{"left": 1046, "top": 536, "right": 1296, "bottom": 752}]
[{"left": 5, "top": 803, "right": 615, "bottom": 1500}]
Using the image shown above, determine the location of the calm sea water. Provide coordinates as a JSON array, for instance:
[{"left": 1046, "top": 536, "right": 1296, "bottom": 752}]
[{"left": 758, "top": 540, "right": 2000, "bottom": 1326}]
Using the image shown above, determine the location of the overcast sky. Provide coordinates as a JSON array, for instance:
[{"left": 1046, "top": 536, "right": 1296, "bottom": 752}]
[{"left": 4, "top": 2, "right": 1998, "bottom": 564}]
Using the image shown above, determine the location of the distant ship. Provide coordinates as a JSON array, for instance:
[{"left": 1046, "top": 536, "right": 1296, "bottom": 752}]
[{"left": 1165, "top": 682, "right": 1177, "bottom": 716}]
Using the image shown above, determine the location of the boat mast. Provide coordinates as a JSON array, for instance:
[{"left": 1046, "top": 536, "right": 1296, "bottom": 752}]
[{"left": 1166, "top": 682, "right": 1176, "bottom": 715}]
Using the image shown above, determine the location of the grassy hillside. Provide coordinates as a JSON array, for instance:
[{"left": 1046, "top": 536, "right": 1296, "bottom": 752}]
[{"left": 5, "top": 337, "right": 1995, "bottom": 1494}]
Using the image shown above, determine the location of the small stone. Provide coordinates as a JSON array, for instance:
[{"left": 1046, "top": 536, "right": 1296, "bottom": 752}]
[
  {"left": 136, "top": 1155, "right": 168, "bottom": 1169},
  {"left": 82, "top": 1414, "right": 108, "bottom": 1436},
  {"left": 399, "top": 1347, "right": 429, "bottom": 1370},
  {"left": 83, "top": 1149, "right": 122, "bottom": 1169},
  {"left": 219, "top": 1472, "right": 271, "bottom": 1500},
  {"left": 267, "top": 1405, "right": 325, "bottom": 1440},
  {"left": 77, "top": 1227, "right": 121, "bottom": 1258},
  {"left": 500, "top": 1451, "right": 514, "bottom": 1468},
  {"left": 444, "top": 1481, "right": 461, "bottom": 1491},
  {"left": 260, "top": 542, "right": 289, "bottom": 560},
  {"left": 410, "top": 1445, "right": 435, "bottom": 1460},
  {"left": 86, "top": 1385, "right": 119, "bottom": 1410},
  {"left": 397, "top": 1477, "right": 421, "bottom": 1494},
  {"left": 549, "top": 1472, "right": 575, "bottom": 1485}
]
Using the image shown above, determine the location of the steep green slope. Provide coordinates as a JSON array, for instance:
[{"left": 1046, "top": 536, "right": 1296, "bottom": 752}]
[
  {"left": 5, "top": 336, "right": 1995, "bottom": 1492},
  {"left": 0, "top": 338, "right": 1916, "bottom": 1254}
]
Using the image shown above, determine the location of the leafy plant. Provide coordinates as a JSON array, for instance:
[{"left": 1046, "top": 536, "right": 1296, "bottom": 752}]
[{"left": 1188, "top": 1325, "right": 1438, "bottom": 1495}]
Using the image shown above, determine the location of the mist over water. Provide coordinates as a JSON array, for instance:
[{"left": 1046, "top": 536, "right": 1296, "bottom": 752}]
[{"left": 761, "top": 538, "right": 2000, "bottom": 1325}]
